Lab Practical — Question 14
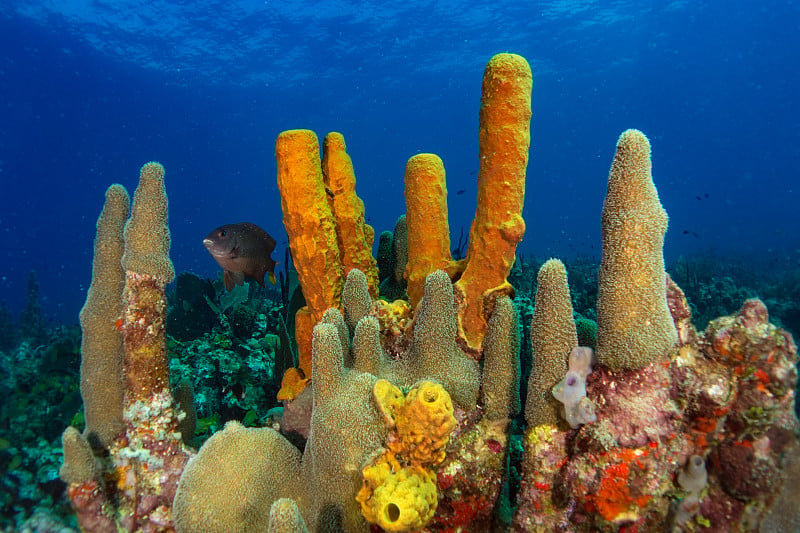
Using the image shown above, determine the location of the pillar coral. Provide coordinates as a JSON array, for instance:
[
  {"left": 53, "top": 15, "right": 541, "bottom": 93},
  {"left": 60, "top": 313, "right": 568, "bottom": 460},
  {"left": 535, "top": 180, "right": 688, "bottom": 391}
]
[
  {"left": 526, "top": 258, "right": 577, "bottom": 428},
  {"left": 61, "top": 162, "right": 193, "bottom": 532},
  {"left": 596, "top": 129, "right": 678, "bottom": 370},
  {"left": 454, "top": 52, "right": 531, "bottom": 356},
  {"left": 78, "top": 183, "right": 128, "bottom": 449},
  {"left": 121, "top": 162, "right": 175, "bottom": 402}
]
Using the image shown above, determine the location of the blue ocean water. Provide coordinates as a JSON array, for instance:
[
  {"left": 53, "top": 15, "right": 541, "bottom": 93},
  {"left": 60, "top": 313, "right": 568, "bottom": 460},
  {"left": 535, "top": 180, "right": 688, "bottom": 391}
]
[{"left": 1, "top": 0, "right": 798, "bottom": 324}]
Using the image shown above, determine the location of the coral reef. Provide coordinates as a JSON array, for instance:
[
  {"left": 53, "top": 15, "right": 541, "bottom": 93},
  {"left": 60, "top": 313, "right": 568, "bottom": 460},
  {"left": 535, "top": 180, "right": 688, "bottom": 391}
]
[
  {"left": 173, "top": 268, "right": 519, "bottom": 532},
  {"left": 0, "top": 325, "right": 82, "bottom": 529},
  {"left": 58, "top": 52, "right": 799, "bottom": 533}
]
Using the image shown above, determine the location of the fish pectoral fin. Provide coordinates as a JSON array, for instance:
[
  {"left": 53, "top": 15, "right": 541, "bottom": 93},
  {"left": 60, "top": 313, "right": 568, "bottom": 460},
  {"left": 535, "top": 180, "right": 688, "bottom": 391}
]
[
  {"left": 223, "top": 270, "right": 246, "bottom": 291},
  {"left": 268, "top": 271, "right": 277, "bottom": 285}
]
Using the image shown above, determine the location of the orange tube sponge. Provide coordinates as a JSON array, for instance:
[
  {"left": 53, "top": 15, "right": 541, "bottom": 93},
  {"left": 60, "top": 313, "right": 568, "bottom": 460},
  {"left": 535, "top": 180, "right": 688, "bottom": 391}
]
[
  {"left": 276, "top": 129, "right": 342, "bottom": 323},
  {"left": 455, "top": 53, "right": 532, "bottom": 354},
  {"left": 276, "top": 307, "right": 314, "bottom": 400},
  {"left": 276, "top": 130, "right": 343, "bottom": 396},
  {"left": 403, "top": 154, "right": 460, "bottom": 309},
  {"left": 322, "top": 132, "right": 379, "bottom": 298},
  {"left": 596, "top": 130, "right": 678, "bottom": 370}
]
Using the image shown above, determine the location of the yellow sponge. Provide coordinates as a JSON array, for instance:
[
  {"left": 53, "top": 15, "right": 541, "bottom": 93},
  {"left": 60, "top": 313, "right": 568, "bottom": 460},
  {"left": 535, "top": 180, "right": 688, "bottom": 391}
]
[
  {"left": 356, "top": 451, "right": 437, "bottom": 532},
  {"left": 388, "top": 381, "right": 456, "bottom": 466}
]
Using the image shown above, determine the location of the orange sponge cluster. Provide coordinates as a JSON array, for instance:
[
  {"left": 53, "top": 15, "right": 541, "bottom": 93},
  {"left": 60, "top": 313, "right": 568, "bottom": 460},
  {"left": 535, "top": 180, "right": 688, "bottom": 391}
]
[
  {"left": 276, "top": 53, "right": 532, "bottom": 397},
  {"left": 275, "top": 130, "right": 378, "bottom": 399}
]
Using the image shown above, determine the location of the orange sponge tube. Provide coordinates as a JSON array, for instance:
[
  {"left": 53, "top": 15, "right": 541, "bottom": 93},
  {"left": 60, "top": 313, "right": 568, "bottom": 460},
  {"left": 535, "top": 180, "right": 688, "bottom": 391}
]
[
  {"left": 276, "top": 130, "right": 343, "bottom": 395},
  {"left": 403, "top": 154, "right": 461, "bottom": 309},
  {"left": 276, "top": 129, "right": 343, "bottom": 323},
  {"left": 322, "top": 132, "right": 379, "bottom": 299},
  {"left": 455, "top": 53, "right": 532, "bottom": 354}
]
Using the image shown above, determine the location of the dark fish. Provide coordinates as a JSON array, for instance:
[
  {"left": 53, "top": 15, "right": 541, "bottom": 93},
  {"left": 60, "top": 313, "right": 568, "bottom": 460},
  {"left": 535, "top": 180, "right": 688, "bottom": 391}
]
[
  {"left": 203, "top": 222, "right": 278, "bottom": 291},
  {"left": 456, "top": 189, "right": 466, "bottom": 195}
]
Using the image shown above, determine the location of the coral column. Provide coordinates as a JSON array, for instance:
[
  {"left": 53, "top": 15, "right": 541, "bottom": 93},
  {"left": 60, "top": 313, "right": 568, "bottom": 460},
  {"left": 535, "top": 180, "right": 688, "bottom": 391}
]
[
  {"left": 455, "top": 53, "right": 531, "bottom": 355},
  {"left": 120, "top": 162, "right": 175, "bottom": 402},
  {"left": 79, "top": 184, "right": 129, "bottom": 448},
  {"left": 596, "top": 129, "right": 677, "bottom": 369}
]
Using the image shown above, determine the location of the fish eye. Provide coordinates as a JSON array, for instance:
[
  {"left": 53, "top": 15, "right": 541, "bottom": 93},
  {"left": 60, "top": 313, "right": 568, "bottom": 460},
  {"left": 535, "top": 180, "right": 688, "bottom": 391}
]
[{"left": 219, "top": 230, "right": 226, "bottom": 237}]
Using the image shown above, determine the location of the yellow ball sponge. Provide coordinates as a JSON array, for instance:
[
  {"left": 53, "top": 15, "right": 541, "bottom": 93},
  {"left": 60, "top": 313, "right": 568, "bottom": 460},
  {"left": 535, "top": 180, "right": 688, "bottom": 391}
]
[
  {"left": 387, "top": 380, "right": 457, "bottom": 466},
  {"left": 276, "top": 130, "right": 342, "bottom": 324},
  {"left": 357, "top": 451, "right": 438, "bottom": 532}
]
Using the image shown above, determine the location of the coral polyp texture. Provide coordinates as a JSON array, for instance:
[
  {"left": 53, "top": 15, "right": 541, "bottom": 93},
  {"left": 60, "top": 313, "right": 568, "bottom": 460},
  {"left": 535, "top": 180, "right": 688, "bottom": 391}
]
[
  {"left": 596, "top": 129, "right": 678, "bottom": 370},
  {"left": 62, "top": 53, "right": 799, "bottom": 532},
  {"left": 61, "top": 162, "right": 193, "bottom": 531}
]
